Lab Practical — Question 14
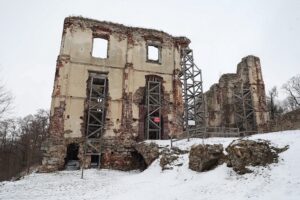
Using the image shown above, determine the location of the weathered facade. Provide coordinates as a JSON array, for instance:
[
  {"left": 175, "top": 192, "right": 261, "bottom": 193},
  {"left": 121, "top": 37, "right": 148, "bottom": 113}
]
[
  {"left": 40, "top": 17, "right": 189, "bottom": 172},
  {"left": 40, "top": 17, "right": 271, "bottom": 172},
  {"left": 204, "top": 56, "right": 269, "bottom": 132}
]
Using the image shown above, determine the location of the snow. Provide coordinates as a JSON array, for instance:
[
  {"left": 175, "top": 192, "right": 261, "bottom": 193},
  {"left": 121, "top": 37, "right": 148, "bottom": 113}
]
[{"left": 1, "top": 130, "right": 300, "bottom": 200}]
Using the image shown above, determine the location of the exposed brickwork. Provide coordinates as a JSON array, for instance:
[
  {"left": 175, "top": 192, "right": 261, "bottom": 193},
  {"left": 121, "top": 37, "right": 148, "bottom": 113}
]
[
  {"left": 41, "top": 16, "right": 187, "bottom": 172},
  {"left": 63, "top": 16, "right": 190, "bottom": 48},
  {"left": 204, "top": 56, "right": 269, "bottom": 132},
  {"left": 49, "top": 101, "right": 65, "bottom": 138}
]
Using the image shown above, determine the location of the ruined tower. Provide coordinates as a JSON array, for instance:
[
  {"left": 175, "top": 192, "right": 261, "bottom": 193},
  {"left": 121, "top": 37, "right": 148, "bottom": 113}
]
[
  {"left": 205, "top": 56, "right": 269, "bottom": 133},
  {"left": 41, "top": 17, "right": 190, "bottom": 172}
]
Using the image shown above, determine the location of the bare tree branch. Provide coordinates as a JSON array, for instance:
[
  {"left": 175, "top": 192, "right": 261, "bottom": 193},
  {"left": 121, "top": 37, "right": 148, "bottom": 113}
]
[
  {"left": 282, "top": 74, "right": 300, "bottom": 110},
  {"left": 0, "top": 84, "right": 13, "bottom": 119}
]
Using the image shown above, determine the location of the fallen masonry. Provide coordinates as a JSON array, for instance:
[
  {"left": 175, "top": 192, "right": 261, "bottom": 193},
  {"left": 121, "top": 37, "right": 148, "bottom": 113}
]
[
  {"left": 159, "top": 147, "right": 188, "bottom": 170},
  {"left": 188, "top": 139, "right": 288, "bottom": 174},
  {"left": 134, "top": 142, "right": 160, "bottom": 167},
  {"left": 189, "top": 144, "right": 225, "bottom": 172},
  {"left": 133, "top": 142, "right": 188, "bottom": 170},
  {"left": 132, "top": 139, "right": 288, "bottom": 174},
  {"left": 225, "top": 139, "right": 289, "bottom": 174}
]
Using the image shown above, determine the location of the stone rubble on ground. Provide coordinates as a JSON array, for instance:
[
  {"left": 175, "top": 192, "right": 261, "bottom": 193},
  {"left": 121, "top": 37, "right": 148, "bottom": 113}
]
[
  {"left": 134, "top": 139, "right": 289, "bottom": 175},
  {"left": 134, "top": 142, "right": 160, "bottom": 167},
  {"left": 225, "top": 139, "right": 289, "bottom": 174},
  {"left": 188, "top": 144, "right": 224, "bottom": 172},
  {"left": 160, "top": 147, "right": 188, "bottom": 170}
]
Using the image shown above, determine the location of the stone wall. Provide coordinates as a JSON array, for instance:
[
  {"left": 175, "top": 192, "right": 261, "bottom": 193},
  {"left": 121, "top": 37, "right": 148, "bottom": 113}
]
[
  {"left": 204, "top": 56, "right": 269, "bottom": 132},
  {"left": 41, "top": 17, "right": 188, "bottom": 172}
]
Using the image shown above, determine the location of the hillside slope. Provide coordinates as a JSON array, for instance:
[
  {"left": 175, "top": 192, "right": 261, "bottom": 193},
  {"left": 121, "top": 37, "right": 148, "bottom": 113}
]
[{"left": 1, "top": 130, "right": 300, "bottom": 200}]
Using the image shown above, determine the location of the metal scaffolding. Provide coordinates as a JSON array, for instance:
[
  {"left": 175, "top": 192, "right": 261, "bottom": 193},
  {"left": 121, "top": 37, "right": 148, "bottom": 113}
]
[
  {"left": 180, "top": 48, "right": 205, "bottom": 138},
  {"left": 233, "top": 82, "right": 255, "bottom": 132},
  {"left": 84, "top": 73, "right": 107, "bottom": 167},
  {"left": 145, "top": 78, "right": 162, "bottom": 139}
]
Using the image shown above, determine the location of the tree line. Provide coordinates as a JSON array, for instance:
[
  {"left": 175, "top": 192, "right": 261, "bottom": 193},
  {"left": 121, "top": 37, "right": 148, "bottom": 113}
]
[
  {"left": 0, "top": 84, "right": 49, "bottom": 181},
  {"left": 267, "top": 74, "right": 300, "bottom": 120}
]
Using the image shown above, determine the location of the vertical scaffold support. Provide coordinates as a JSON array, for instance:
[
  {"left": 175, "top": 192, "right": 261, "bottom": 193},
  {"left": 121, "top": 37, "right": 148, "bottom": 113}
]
[
  {"left": 145, "top": 78, "right": 162, "bottom": 139},
  {"left": 233, "top": 82, "right": 255, "bottom": 132},
  {"left": 82, "top": 73, "right": 107, "bottom": 178},
  {"left": 180, "top": 48, "right": 205, "bottom": 140}
]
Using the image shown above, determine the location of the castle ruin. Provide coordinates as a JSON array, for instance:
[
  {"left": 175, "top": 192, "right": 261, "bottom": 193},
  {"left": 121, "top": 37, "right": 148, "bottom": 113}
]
[
  {"left": 41, "top": 17, "right": 189, "bottom": 171},
  {"left": 41, "top": 17, "right": 269, "bottom": 172},
  {"left": 205, "top": 56, "right": 269, "bottom": 133}
]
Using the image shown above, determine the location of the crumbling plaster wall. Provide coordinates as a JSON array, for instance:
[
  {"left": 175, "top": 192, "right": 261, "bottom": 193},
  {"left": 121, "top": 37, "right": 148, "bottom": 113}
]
[
  {"left": 204, "top": 56, "right": 269, "bottom": 132},
  {"left": 41, "top": 17, "right": 188, "bottom": 172}
]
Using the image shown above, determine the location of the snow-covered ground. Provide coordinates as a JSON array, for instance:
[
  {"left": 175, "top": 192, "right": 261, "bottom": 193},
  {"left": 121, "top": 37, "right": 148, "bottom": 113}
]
[{"left": 1, "top": 130, "right": 300, "bottom": 200}]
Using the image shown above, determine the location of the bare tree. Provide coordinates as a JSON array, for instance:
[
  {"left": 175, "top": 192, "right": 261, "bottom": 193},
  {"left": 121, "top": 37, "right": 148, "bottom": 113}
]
[
  {"left": 0, "top": 109, "right": 49, "bottom": 181},
  {"left": 267, "top": 87, "right": 278, "bottom": 120},
  {"left": 0, "top": 84, "right": 13, "bottom": 119},
  {"left": 267, "top": 86, "right": 284, "bottom": 119},
  {"left": 282, "top": 96, "right": 299, "bottom": 112},
  {"left": 282, "top": 74, "right": 300, "bottom": 110},
  {"left": 0, "top": 118, "right": 20, "bottom": 180}
]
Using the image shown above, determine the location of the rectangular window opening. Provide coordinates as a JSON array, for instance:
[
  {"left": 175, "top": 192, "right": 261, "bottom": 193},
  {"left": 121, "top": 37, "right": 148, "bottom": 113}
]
[
  {"left": 147, "top": 45, "right": 160, "bottom": 62},
  {"left": 92, "top": 38, "right": 108, "bottom": 58}
]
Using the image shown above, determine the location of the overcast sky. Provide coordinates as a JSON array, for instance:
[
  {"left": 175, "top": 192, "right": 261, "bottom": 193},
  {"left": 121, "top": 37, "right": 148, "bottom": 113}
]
[{"left": 0, "top": 0, "right": 299, "bottom": 117}]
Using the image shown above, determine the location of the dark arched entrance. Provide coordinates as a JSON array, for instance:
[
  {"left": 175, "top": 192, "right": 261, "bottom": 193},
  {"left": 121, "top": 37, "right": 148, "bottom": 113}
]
[{"left": 65, "top": 143, "right": 80, "bottom": 170}]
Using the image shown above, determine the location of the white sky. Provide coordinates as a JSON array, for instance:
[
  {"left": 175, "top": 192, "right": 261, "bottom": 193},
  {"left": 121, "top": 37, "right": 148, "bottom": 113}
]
[{"left": 0, "top": 0, "right": 299, "bottom": 117}]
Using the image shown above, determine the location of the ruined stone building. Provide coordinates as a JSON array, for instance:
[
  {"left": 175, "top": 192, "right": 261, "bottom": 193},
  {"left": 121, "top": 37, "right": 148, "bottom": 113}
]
[
  {"left": 41, "top": 17, "right": 269, "bottom": 172},
  {"left": 204, "top": 56, "right": 269, "bottom": 132},
  {"left": 41, "top": 17, "right": 189, "bottom": 171}
]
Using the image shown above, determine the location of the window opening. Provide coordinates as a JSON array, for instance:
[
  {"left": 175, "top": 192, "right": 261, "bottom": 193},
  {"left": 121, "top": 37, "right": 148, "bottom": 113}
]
[
  {"left": 92, "top": 38, "right": 108, "bottom": 58},
  {"left": 147, "top": 45, "right": 160, "bottom": 62}
]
